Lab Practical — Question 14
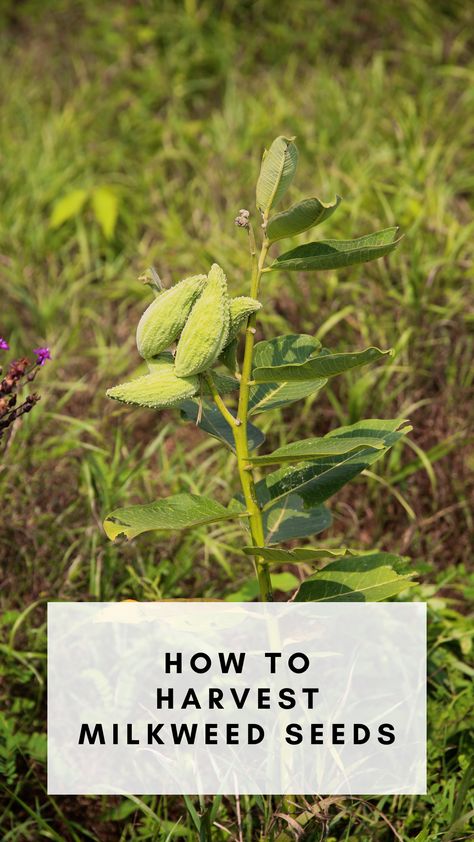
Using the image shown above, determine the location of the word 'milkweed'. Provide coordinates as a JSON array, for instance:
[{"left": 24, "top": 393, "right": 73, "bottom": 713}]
[{"left": 104, "top": 135, "right": 414, "bottom": 604}]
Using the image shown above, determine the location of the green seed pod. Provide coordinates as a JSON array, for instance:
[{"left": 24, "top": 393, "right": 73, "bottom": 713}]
[
  {"left": 227, "top": 296, "right": 262, "bottom": 342},
  {"left": 147, "top": 356, "right": 238, "bottom": 394},
  {"left": 136, "top": 274, "right": 206, "bottom": 359},
  {"left": 203, "top": 371, "right": 239, "bottom": 395},
  {"left": 217, "top": 297, "right": 261, "bottom": 372},
  {"left": 174, "top": 263, "right": 230, "bottom": 377},
  {"left": 107, "top": 359, "right": 199, "bottom": 409}
]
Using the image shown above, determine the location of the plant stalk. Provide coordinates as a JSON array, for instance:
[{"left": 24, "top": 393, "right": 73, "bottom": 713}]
[
  {"left": 206, "top": 226, "right": 271, "bottom": 600},
  {"left": 234, "top": 232, "right": 272, "bottom": 601}
]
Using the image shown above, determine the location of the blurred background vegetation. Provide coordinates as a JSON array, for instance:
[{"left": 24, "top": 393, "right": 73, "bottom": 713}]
[{"left": 0, "top": 0, "right": 473, "bottom": 839}]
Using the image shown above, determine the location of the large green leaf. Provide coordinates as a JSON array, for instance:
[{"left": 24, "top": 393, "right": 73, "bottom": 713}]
[
  {"left": 253, "top": 334, "right": 321, "bottom": 366},
  {"left": 266, "top": 195, "right": 342, "bottom": 242},
  {"left": 243, "top": 546, "right": 360, "bottom": 563},
  {"left": 249, "top": 378, "right": 327, "bottom": 415},
  {"left": 257, "top": 419, "right": 411, "bottom": 508},
  {"left": 268, "top": 227, "right": 401, "bottom": 272},
  {"left": 179, "top": 399, "right": 265, "bottom": 452},
  {"left": 249, "top": 334, "right": 327, "bottom": 414},
  {"left": 262, "top": 493, "right": 332, "bottom": 542},
  {"left": 248, "top": 434, "right": 385, "bottom": 466},
  {"left": 253, "top": 346, "right": 391, "bottom": 383},
  {"left": 104, "top": 493, "right": 244, "bottom": 541},
  {"left": 294, "top": 553, "right": 415, "bottom": 602},
  {"left": 256, "top": 136, "right": 298, "bottom": 215}
]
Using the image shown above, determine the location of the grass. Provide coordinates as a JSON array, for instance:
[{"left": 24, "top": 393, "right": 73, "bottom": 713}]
[{"left": 0, "top": 0, "right": 473, "bottom": 838}]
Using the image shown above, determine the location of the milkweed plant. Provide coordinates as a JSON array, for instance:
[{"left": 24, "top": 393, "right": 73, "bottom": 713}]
[{"left": 104, "top": 136, "right": 414, "bottom": 603}]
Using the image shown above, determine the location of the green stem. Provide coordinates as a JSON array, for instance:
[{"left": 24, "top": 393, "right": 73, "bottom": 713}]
[
  {"left": 203, "top": 372, "right": 240, "bottom": 430},
  {"left": 206, "top": 226, "right": 272, "bottom": 600},
  {"left": 233, "top": 421, "right": 272, "bottom": 601},
  {"left": 235, "top": 231, "right": 272, "bottom": 601}
]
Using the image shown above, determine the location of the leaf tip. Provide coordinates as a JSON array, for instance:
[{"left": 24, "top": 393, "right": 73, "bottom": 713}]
[
  {"left": 392, "top": 227, "right": 404, "bottom": 244},
  {"left": 103, "top": 515, "right": 129, "bottom": 542}
]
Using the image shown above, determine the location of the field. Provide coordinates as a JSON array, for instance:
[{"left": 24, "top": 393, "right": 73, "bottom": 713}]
[{"left": 0, "top": 0, "right": 473, "bottom": 839}]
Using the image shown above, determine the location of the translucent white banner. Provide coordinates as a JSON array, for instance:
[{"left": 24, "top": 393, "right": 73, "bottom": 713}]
[{"left": 47, "top": 602, "right": 426, "bottom": 794}]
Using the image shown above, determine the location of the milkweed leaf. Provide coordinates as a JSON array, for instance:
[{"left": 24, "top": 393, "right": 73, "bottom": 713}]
[
  {"left": 104, "top": 493, "right": 245, "bottom": 541},
  {"left": 268, "top": 228, "right": 401, "bottom": 272},
  {"left": 256, "top": 136, "right": 298, "bottom": 214},
  {"left": 295, "top": 552, "right": 415, "bottom": 602},
  {"left": 267, "top": 195, "right": 342, "bottom": 242}
]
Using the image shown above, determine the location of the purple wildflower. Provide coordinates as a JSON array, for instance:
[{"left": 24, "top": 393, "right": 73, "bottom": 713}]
[
  {"left": 34, "top": 347, "right": 52, "bottom": 366},
  {"left": 0, "top": 338, "right": 9, "bottom": 351}
]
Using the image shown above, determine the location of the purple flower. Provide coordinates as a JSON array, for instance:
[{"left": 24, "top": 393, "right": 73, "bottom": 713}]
[
  {"left": 0, "top": 337, "right": 9, "bottom": 351},
  {"left": 34, "top": 347, "right": 52, "bottom": 366}
]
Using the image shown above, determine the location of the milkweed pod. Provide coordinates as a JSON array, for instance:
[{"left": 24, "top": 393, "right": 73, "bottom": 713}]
[
  {"left": 217, "top": 297, "right": 261, "bottom": 372},
  {"left": 147, "top": 355, "right": 238, "bottom": 395},
  {"left": 174, "top": 263, "right": 230, "bottom": 376},
  {"left": 136, "top": 274, "right": 206, "bottom": 359},
  {"left": 227, "top": 296, "right": 262, "bottom": 342},
  {"left": 106, "top": 359, "right": 199, "bottom": 409}
]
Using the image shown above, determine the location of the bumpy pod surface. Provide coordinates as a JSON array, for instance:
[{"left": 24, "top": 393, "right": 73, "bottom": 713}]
[
  {"left": 136, "top": 274, "right": 206, "bottom": 359},
  {"left": 147, "top": 355, "right": 238, "bottom": 394},
  {"left": 227, "top": 296, "right": 262, "bottom": 342},
  {"left": 218, "top": 297, "right": 261, "bottom": 372},
  {"left": 106, "top": 359, "right": 199, "bottom": 409},
  {"left": 174, "top": 263, "right": 230, "bottom": 376}
]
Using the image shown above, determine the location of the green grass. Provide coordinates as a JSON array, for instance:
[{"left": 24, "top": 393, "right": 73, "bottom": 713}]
[{"left": 0, "top": 0, "right": 473, "bottom": 838}]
